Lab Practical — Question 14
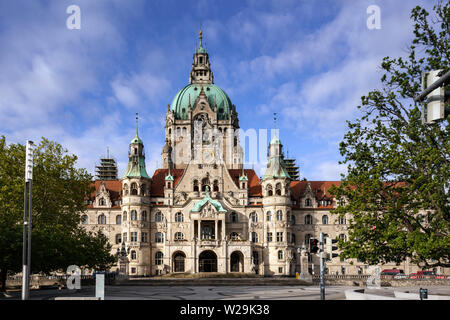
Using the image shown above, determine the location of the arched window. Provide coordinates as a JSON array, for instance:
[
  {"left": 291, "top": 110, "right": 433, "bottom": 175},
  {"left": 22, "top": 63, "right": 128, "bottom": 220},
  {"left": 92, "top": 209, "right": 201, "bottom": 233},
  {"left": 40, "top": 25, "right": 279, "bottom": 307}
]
[
  {"left": 131, "top": 210, "right": 137, "bottom": 221},
  {"left": 175, "top": 212, "right": 184, "bottom": 222},
  {"left": 155, "top": 252, "right": 163, "bottom": 265},
  {"left": 291, "top": 233, "right": 296, "bottom": 244},
  {"left": 290, "top": 215, "right": 296, "bottom": 225},
  {"left": 213, "top": 180, "right": 219, "bottom": 192},
  {"left": 266, "top": 184, "right": 273, "bottom": 197},
  {"left": 174, "top": 232, "right": 184, "bottom": 241},
  {"left": 193, "top": 180, "right": 199, "bottom": 192},
  {"left": 201, "top": 178, "right": 210, "bottom": 192},
  {"left": 81, "top": 214, "right": 88, "bottom": 225},
  {"left": 131, "top": 250, "right": 136, "bottom": 260},
  {"left": 266, "top": 211, "right": 272, "bottom": 221},
  {"left": 276, "top": 210, "right": 283, "bottom": 221},
  {"left": 141, "top": 211, "right": 147, "bottom": 221},
  {"left": 98, "top": 214, "right": 106, "bottom": 225},
  {"left": 278, "top": 250, "right": 283, "bottom": 260},
  {"left": 339, "top": 217, "right": 346, "bottom": 225},
  {"left": 155, "top": 212, "right": 163, "bottom": 222},
  {"left": 123, "top": 184, "right": 129, "bottom": 196},
  {"left": 250, "top": 212, "right": 258, "bottom": 223},
  {"left": 141, "top": 184, "right": 146, "bottom": 196},
  {"left": 275, "top": 183, "right": 282, "bottom": 196},
  {"left": 322, "top": 215, "right": 329, "bottom": 225},
  {"left": 131, "top": 183, "right": 138, "bottom": 195},
  {"left": 115, "top": 233, "right": 121, "bottom": 244},
  {"left": 99, "top": 198, "right": 105, "bottom": 206},
  {"left": 116, "top": 214, "right": 122, "bottom": 225},
  {"left": 230, "top": 232, "right": 239, "bottom": 240},
  {"left": 305, "top": 214, "right": 312, "bottom": 225},
  {"left": 251, "top": 232, "right": 258, "bottom": 243},
  {"left": 123, "top": 211, "right": 127, "bottom": 221},
  {"left": 230, "top": 212, "right": 238, "bottom": 223},
  {"left": 305, "top": 198, "right": 312, "bottom": 207},
  {"left": 155, "top": 232, "right": 164, "bottom": 243}
]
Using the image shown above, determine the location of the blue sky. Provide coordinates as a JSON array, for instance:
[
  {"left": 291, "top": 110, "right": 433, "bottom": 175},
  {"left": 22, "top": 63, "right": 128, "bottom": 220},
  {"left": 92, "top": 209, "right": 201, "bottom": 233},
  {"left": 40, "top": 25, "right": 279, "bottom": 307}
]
[{"left": 0, "top": 0, "right": 435, "bottom": 180}]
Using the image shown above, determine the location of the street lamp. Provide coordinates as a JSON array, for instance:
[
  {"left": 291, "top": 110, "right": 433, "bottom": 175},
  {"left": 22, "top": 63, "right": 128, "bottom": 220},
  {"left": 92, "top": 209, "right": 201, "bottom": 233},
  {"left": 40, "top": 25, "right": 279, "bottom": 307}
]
[{"left": 22, "top": 140, "right": 34, "bottom": 300}]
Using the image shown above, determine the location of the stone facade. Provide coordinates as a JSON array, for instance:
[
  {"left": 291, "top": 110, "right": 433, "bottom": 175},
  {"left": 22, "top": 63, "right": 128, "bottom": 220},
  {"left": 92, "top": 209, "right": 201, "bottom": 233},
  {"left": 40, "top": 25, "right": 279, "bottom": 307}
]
[{"left": 80, "top": 32, "right": 447, "bottom": 277}]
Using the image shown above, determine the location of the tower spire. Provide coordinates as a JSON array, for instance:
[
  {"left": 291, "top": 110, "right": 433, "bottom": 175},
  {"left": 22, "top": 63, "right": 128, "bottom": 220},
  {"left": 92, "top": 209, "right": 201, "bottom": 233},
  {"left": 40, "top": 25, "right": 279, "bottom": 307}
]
[
  {"left": 273, "top": 112, "right": 277, "bottom": 130},
  {"left": 136, "top": 112, "right": 139, "bottom": 136}
]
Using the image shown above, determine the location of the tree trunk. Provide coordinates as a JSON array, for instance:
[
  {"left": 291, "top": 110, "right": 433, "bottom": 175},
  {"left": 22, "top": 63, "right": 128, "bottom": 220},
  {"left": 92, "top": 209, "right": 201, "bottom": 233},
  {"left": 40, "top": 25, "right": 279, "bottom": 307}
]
[{"left": 0, "top": 268, "right": 7, "bottom": 292}]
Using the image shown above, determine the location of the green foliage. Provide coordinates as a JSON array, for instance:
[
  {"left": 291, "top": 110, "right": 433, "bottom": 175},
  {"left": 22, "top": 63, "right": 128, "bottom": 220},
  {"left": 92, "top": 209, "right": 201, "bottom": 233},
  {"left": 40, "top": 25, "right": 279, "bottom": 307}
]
[
  {"left": 330, "top": 2, "right": 449, "bottom": 268},
  {"left": 0, "top": 136, "right": 116, "bottom": 288}
]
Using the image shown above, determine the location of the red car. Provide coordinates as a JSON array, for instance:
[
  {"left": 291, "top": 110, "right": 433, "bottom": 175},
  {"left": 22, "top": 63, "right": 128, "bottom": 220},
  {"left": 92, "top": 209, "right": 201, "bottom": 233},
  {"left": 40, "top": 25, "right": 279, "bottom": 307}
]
[{"left": 409, "top": 270, "right": 435, "bottom": 279}]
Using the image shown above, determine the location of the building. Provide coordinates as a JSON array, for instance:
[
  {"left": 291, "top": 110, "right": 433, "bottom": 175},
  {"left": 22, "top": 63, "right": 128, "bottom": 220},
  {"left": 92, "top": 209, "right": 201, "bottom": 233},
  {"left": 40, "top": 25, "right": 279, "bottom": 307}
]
[{"left": 81, "top": 31, "right": 438, "bottom": 277}]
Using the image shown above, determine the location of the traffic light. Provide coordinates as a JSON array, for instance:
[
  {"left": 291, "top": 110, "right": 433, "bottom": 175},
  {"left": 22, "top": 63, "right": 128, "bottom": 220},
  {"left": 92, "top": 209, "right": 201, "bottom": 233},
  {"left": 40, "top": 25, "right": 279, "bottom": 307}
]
[
  {"left": 310, "top": 238, "right": 319, "bottom": 254},
  {"left": 325, "top": 237, "right": 339, "bottom": 261}
]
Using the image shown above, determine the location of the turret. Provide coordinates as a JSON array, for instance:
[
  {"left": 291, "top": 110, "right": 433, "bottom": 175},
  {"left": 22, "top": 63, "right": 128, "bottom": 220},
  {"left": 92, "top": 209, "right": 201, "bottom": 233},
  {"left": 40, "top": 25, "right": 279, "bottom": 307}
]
[
  {"left": 190, "top": 30, "right": 214, "bottom": 84},
  {"left": 120, "top": 114, "right": 151, "bottom": 276}
]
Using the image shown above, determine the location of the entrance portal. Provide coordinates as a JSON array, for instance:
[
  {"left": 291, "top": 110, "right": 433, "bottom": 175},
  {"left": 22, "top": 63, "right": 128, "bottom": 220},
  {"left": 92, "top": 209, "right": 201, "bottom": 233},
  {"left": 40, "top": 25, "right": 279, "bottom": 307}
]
[
  {"left": 230, "top": 251, "right": 244, "bottom": 272},
  {"left": 199, "top": 250, "right": 217, "bottom": 272},
  {"left": 173, "top": 252, "right": 186, "bottom": 273}
]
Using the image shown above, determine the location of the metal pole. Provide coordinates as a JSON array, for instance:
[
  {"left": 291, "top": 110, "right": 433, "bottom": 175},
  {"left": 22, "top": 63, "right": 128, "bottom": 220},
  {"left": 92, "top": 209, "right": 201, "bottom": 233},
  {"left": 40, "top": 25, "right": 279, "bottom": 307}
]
[
  {"left": 320, "top": 232, "right": 325, "bottom": 300},
  {"left": 21, "top": 181, "right": 28, "bottom": 300},
  {"left": 26, "top": 180, "right": 32, "bottom": 298},
  {"left": 414, "top": 70, "right": 450, "bottom": 102}
]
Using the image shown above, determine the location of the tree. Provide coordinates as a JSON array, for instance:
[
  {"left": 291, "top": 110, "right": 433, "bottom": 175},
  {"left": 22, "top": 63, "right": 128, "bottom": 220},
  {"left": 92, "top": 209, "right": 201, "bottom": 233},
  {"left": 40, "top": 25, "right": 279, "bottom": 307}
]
[
  {"left": 0, "top": 136, "right": 116, "bottom": 292},
  {"left": 330, "top": 2, "right": 449, "bottom": 269}
]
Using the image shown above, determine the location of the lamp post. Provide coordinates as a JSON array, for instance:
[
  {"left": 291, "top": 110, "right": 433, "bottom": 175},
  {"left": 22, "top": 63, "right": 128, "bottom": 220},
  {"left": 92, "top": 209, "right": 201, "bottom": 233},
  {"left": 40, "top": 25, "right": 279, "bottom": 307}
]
[{"left": 22, "top": 140, "right": 34, "bottom": 300}]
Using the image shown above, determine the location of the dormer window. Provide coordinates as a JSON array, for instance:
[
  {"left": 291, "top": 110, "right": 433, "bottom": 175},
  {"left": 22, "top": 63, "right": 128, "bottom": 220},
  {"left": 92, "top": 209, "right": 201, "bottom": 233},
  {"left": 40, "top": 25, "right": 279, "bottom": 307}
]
[
  {"left": 99, "top": 198, "right": 105, "bottom": 206},
  {"left": 305, "top": 198, "right": 312, "bottom": 207}
]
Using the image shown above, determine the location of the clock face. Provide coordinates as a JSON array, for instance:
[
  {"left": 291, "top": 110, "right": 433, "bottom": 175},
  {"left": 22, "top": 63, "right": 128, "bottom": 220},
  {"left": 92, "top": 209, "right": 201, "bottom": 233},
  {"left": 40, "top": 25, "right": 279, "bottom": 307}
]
[{"left": 202, "top": 148, "right": 215, "bottom": 164}]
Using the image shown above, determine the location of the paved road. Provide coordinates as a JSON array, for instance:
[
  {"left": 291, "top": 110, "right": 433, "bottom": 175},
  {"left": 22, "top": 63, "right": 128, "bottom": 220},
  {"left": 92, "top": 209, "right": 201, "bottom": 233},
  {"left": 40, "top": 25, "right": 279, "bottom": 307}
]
[{"left": 2, "top": 285, "right": 449, "bottom": 300}]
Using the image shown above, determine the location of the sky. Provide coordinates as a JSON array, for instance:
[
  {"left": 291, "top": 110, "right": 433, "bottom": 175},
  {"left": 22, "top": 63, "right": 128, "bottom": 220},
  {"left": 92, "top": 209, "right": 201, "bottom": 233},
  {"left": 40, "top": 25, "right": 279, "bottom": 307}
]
[{"left": 0, "top": 0, "right": 436, "bottom": 181}]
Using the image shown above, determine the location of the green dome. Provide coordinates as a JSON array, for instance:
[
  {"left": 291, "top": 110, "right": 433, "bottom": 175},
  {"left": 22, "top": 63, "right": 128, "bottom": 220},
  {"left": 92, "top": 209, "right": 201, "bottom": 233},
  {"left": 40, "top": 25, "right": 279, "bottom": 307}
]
[
  {"left": 170, "top": 84, "right": 234, "bottom": 120},
  {"left": 130, "top": 134, "right": 143, "bottom": 144}
]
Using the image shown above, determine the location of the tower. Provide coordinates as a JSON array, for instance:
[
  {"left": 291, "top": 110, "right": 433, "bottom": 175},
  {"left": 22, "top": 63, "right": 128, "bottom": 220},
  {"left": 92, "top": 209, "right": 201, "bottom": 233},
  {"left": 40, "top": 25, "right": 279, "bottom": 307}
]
[
  {"left": 164, "top": 30, "right": 243, "bottom": 169},
  {"left": 120, "top": 114, "right": 151, "bottom": 276},
  {"left": 261, "top": 114, "right": 293, "bottom": 276}
]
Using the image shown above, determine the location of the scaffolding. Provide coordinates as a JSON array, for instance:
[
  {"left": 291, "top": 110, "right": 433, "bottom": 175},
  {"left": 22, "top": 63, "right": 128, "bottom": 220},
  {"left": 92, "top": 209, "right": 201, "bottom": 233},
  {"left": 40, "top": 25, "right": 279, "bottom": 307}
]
[
  {"left": 283, "top": 149, "right": 300, "bottom": 180},
  {"left": 95, "top": 148, "right": 118, "bottom": 180}
]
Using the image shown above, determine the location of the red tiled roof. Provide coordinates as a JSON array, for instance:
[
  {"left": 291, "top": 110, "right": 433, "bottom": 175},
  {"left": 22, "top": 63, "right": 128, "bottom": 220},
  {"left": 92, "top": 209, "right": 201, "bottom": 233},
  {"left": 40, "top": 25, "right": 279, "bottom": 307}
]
[
  {"left": 87, "top": 180, "right": 122, "bottom": 208},
  {"left": 150, "top": 169, "right": 185, "bottom": 197},
  {"left": 290, "top": 180, "right": 341, "bottom": 208},
  {"left": 228, "top": 169, "right": 262, "bottom": 197}
]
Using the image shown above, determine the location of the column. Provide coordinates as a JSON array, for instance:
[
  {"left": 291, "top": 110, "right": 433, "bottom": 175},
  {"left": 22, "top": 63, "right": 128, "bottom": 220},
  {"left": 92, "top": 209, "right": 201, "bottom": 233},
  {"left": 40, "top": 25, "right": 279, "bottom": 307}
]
[
  {"left": 215, "top": 219, "right": 218, "bottom": 240},
  {"left": 222, "top": 218, "right": 225, "bottom": 240},
  {"left": 197, "top": 219, "right": 201, "bottom": 240}
]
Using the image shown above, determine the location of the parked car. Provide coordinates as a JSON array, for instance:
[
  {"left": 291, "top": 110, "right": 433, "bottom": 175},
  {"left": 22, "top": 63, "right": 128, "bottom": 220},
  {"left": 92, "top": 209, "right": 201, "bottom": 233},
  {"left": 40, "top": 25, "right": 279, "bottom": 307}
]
[
  {"left": 409, "top": 270, "right": 435, "bottom": 279},
  {"left": 434, "top": 274, "right": 446, "bottom": 279},
  {"left": 381, "top": 269, "right": 404, "bottom": 276},
  {"left": 394, "top": 274, "right": 408, "bottom": 279}
]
